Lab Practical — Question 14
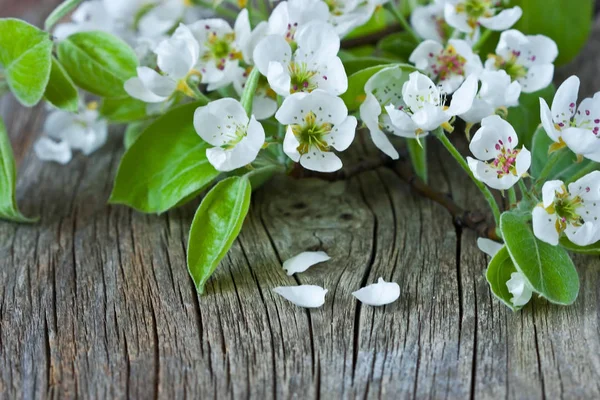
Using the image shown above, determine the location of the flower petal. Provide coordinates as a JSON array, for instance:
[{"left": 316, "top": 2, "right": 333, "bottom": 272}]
[
  {"left": 253, "top": 35, "right": 292, "bottom": 76},
  {"left": 282, "top": 251, "right": 331, "bottom": 275},
  {"left": 551, "top": 75, "right": 580, "bottom": 129},
  {"left": 532, "top": 206, "right": 559, "bottom": 245},
  {"left": 326, "top": 116, "right": 357, "bottom": 151},
  {"left": 300, "top": 148, "right": 343, "bottom": 172},
  {"left": 352, "top": 277, "right": 400, "bottom": 306},
  {"left": 34, "top": 137, "right": 73, "bottom": 165},
  {"left": 283, "top": 125, "right": 301, "bottom": 162},
  {"left": 477, "top": 238, "right": 503, "bottom": 257},
  {"left": 479, "top": 6, "right": 522, "bottom": 31},
  {"left": 469, "top": 115, "right": 518, "bottom": 160},
  {"left": 447, "top": 74, "right": 478, "bottom": 115},
  {"left": 506, "top": 271, "right": 532, "bottom": 307},
  {"left": 272, "top": 285, "right": 328, "bottom": 308}
]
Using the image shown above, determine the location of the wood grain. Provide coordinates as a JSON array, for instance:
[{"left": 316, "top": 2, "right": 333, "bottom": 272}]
[{"left": 2, "top": 2, "right": 600, "bottom": 399}]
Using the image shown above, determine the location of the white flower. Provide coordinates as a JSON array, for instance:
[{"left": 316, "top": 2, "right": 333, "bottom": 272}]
[
  {"left": 326, "top": 0, "right": 381, "bottom": 37},
  {"left": 125, "top": 24, "right": 200, "bottom": 103},
  {"left": 272, "top": 285, "right": 328, "bottom": 308},
  {"left": 506, "top": 272, "right": 533, "bottom": 307},
  {"left": 233, "top": 68, "right": 278, "bottom": 120},
  {"left": 53, "top": 0, "right": 118, "bottom": 40},
  {"left": 411, "top": 0, "right": 449, "bottom": 43},
  {"left": 485, "top": 29, "right": 557, "bottom": 93},
  {"left": 476, "top": 238, "right": 503, "bottom": 257},
  {"left": 34, "top": 102, "right": 108, "bottom": 164},
  {"left": 444, "top": 0, "right": 522, "bottom": 35},
  {"left": 188, "top": 10, "right": 252, "bottom": 90},
  {"left": 460, "top": 69, "right": 521, "bottom": 123},
  {"left": 253, "top": 21, "right": 347, "bottom": 97},
  {"left": 282, "top": 251, "right": 330, "bottom": 275},
  {"left": 409, "top": 39, "right": 483, "bottom": 94},
  {"left": 276, "top": 90, "right": 357, "bottom": 172},
  {"left": 352, "top": 278, "right": 400, "bottom": 306},
  {"left": 193, "top": 98, "right": 265, "bottom": 172},
  {"left": 467, "top": 115, "right": 531, "bottom": 190},
  {"left": 385, "top": 71, "right": 478, "bottom": 138},
  {"left": 532, "top": 172, "right": 600, "bottom": 246},
  {"left": 540, "top": 76, "right": 600, "bottom": 162},
  {"left": 266, "top": 0, "right": 329, "bottom": 41}
]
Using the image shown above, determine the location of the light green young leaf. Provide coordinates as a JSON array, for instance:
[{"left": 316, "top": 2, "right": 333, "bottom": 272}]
[
  {"left": 407, "top": 138, "right": 427, "bottom": 183},
  {"left": 44, "top": 0, "right": 83, "bottom": 31},
  {"left": 559, "top": 237, "right": 600, "bottom": 256},
  {"left": 530, "top": 126, "right": 591, "bottom": 180},
  {"left": 342, "top": 57, "right": 396, "bottom": 76},
  {"left": 512, "top": 0, "right": 592, "bottom": 66},
  {"left": 123, "top": 120, "right": 152, "bottom": 149},
  {"left": 100, "top": 96, "right": 148, "bottom": 123},
  {"left": 44, "top": 57, "right": 79, "bottom": 112},
  {"left": 500, "top": 212, "right": 579, "bottom": 305},
  {"left": 0, "top": 19, "right": 53, "bottom": 107},
  {"left": 187, "top": 176, "right": 252, "bottom": 294},
  {"left": 57, "top": 31, "right": 138, "bottom": 98},
  {"left": 376, "top": 32, "right": 418, "bottom": 61},
  {"left": 240, "top": 67, "right": 261, "bottom": 116},
  {"left": 507, "top": 84, "right": 555, "bottom": 149},
  {"left": 0, "top": 117, "right": 37, "bottom": 223},
  {"left": 485, "top": 246, "right": 521, "bottom": 311},
  {"left": 110, "top": 101, "right": 218, "bottom": 214}
]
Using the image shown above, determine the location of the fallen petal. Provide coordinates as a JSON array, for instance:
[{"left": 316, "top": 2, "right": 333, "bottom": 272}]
[
  {"left": 476, "top": 238, "right": 504, "bottom": 258},
  {"left": 33, "top": 137, "right": 72, "bottom": 165},
  {"left": 272, "top": 285, "right": 327, "bottom": 308},
  {"left": 352, "top": 277, "right": 400, "bottom": 306},
  {"left": 283, "top": 251, "right": 330, "bottom": 275}
]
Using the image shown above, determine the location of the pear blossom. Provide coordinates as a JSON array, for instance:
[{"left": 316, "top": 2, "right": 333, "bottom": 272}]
[
  {"left": 359, "top": 66, "right": 410, "bottom": 159},
  {"left": 485, "top": 29, "right": 558, "bottom": 93},
  {"left": 411, "top": 0, "right": 449, "bottom": 43},
  {"left": 325, "top": 0, "right": 384, "bottom": 37},
  {"left": 125, "top": 24, "right": 201, "bottom": 103},
  {"left": 409, "top": 39, "right": 483, "bottom": 94},
  {"left": 467, "top": 115, "right": 531, "bottom": 190},
  {"left": 384, "top": 71, "right": 478, "bottom": 139},
  {"left": 282, "top": 251, "right": 330, "bottom": 275},
  {"left": 53, "top": 0, "right": 118, "bottom": 40},
  {"left": 233, "top": 68, "right": 278, "bottom": 120},
  {"left": 506, "top": 272, "right": 533, "bottom": 307},
  {"left": 532, "top": 172, "right": 600, "bottom": 246},
  {"left": 34, "top": 103, "right": 108, "bottom": 164},
  {"left": 272, "top": 285, "right": 328, "bottom": 308},
  {"left": 476, "top": 238, "right": 503, "bottom": 257},
  {"left": 253, "top": 21, "right": 347, "bottom": 97},
  {"left": 193, "top": 98, "right": 265, "bottom": 172},
  {"left": 540, "top": 76, "right": 600, "bottom": 162},
  {"left": 352, "top": 278, "right": 400, "bottom": 306},
  {"left": 188, "top": 10, "right": 252, "bottom": 90},
  {"left": 444, "top": 0, "right": 522, "bottom": 35},
  {"left": 266, "top": 0, "right": 329, "bottom": 42},
  {"left": 460, "top": 69, "right": 521, "bottom": 123},
  {"left": 276, "top": 90, "right": 357, "bottom": 172}
]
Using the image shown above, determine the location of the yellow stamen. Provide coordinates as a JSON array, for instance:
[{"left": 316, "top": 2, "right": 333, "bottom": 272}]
[
  {"left": 86, "top": 101, "right": 99, "bottom": 111},
  {"left": 548, "top": 137, "right": 567, "bottom": 153}
]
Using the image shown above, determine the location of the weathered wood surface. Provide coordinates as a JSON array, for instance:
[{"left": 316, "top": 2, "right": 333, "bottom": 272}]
[{"left": 2, "top": 2, "right": 600, "bottom": 399}]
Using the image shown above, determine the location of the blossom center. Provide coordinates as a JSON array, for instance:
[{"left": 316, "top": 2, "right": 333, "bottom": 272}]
[
  {"left": 456, "top": 0, "right": 495, "bottom": 28},
  {"left": 546, "top": 187, "right": 585, "bottom": 233},
  {"left": 488, "top": 139, "right": 520, "bottom": 178},
  {"left": 202, "top": 30, "right": 242, "bottom": 70},
  {"left": 288, "top": 62, "right": 318, "bottom": 93},
  {"left": 215, "top": 120, "right": 247, "bottom": 149},
  {"left": 489, "top": 54, "right": 527, "bottom": 81},
  {"left": 324, "top": 0, "right": 345, "bottom": 16},
  {"left": 432, "top": 44, "right": 466, "bottom": 81},
  {"left": 291, "top": 112, "right": 332, "bottom": 154}
]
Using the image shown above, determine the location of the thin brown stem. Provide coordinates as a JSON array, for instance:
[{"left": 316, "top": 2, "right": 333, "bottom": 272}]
[{"left": 293, "top": 153, "right": 499, "bottom": 240}]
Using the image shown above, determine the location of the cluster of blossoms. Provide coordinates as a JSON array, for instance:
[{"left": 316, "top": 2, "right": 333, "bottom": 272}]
[{"left": 20, "top": 0, "right": 598, "bottom": 309}]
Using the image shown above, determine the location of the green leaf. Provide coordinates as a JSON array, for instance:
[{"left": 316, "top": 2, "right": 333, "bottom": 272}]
[
  {"left": 485, "top": 246, "right": 520, "bottom": 311},
  {"left": 559, "top": 237, "right": 600, "bottom": 255},
  {"left": 110, "top": 102, "right": 219, "bottom": 214},
  {"left": 100, "top": 96, "right": 148, "bottom": 123},
  {"left": 377, "top": 32, "right": 418, "bottom": 61},
  {"left": 0, "top": 19, "right": 53, "bottom": 107},
  {"left": 240, "top": 67, "right": 261, "bottom": 116},
  {"left": 344, "top": 7, "right": 393, "bottom": 39},
  {"left": 511, "top": 0, "right": 593, "bottom": 66},
  {"left": 500, "top": 212, "right": 580, "bottom": 305},
  {"left": 187, "top": 176, "right": 252, "bottom": 294},
  {"left": 341, "top": 63, "right": 414, "bottom": 111},
  {"left": 44, "top": 57, "right": 79, "bottom": 112},
  {"left": 407, "top": 138, "right": 427, "bottom": 183},
  {"left": 530, "top": 126, "right": 591, "bottom": 180},
  {"left": 57, "top": 31, "right": 138, "bottom": 98},
  {"left": 507, "top": 84, "right": 555, "bottom": 149},
  {"left": 342, "top": 57, "right": 396, "bottom": 76},
  {"left": 123, "top": 120, "right": 151, "bottom": 149},
  {"left": 0, "top": 117, "right": 37, "bottom": 223},
  {"left": 44, "top": 0, "right": 83, "bottom": 31}
]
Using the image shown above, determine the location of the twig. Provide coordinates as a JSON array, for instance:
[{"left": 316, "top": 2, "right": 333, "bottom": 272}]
[{"left": 293, "top": 152, "right": 499, "bottom": 240}]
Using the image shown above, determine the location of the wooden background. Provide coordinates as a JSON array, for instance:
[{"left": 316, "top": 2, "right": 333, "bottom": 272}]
[{"left": 2, "top": 1, "right": 600, "bottom": 398}]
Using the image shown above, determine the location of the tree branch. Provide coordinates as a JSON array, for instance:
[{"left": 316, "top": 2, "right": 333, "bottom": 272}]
[{"left": 292, "top": 153, "right": 499, "bottom": 240}]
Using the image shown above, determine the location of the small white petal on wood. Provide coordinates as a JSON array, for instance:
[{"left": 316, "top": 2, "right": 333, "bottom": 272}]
[
  {"left": 476, "top": 238, "right": 503, "bottom": 258},
  {"left": 282, "top": 251, "right": 330, "bottom": 275},
  {"left": 272, "top": 285, "right": 328, "bottom": 308},
  {"left": 352, "top": 278, "right": 400, "bottom": 306}
]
